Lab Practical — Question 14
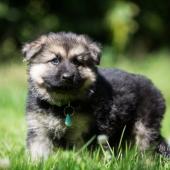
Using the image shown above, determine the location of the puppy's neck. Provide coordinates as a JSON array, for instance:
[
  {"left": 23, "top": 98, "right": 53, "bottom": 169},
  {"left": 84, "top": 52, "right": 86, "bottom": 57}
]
[
  {"left": 50, "top": 99, "right": 69, "bottom": 107},
  {"left": 48, "top": 87, "right": 95, "bottom": 107}
]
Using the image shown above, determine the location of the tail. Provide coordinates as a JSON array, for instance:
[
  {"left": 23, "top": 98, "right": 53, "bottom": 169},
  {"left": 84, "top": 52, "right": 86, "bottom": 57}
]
[{"left": 155, "top": 136, "right": 170, "bottom": 157}]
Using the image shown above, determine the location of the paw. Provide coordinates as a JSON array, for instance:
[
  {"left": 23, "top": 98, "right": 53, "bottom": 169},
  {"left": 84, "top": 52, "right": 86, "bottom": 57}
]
[
  {"left": 28, "top": 139, "right": 53, "bottom": 161},
  {"left": 97, "top": 135, "right": 112, "bottom": 161},
  {"left": 97, "top": 134, "right": 108, "bottom": 145}
]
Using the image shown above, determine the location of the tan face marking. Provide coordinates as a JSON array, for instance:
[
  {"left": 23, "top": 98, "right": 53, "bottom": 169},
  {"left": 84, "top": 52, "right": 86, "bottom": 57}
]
[
  {"left": 68, "top": 45, "right": 86, "bottom": 58},
  {"left": 78, "top": 66, "right": 96, "bottom": 89},
  {"left": 30, "top": 63, "right": 48, "bottom": 85},
  {"left": 36, "top": 44, "right": 87, "bottom": 63},
  {"left": 47, "top": 44, "right": 67, "bottom": 58},
  {"left": 33, "top": 51, "right": 56, "bottom": 63}
]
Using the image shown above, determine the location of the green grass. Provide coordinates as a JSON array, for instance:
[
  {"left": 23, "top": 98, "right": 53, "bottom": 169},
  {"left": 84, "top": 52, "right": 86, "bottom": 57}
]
[{"left": 0, "top": 52, "right": 170, "bottom": 169}]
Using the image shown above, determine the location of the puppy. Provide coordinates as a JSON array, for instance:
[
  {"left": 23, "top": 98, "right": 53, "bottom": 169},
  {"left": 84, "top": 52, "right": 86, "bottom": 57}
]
[{"left": 22, "top": 32, "right": 170, "bottom": 160}]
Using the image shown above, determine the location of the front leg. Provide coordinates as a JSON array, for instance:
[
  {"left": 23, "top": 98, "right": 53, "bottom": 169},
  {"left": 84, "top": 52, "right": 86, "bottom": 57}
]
[
  {"left": 26, "top": 111, "right": 66, "bottom": 161},
  {"left": 27, "top": 129, "right": 53, "bottom": 161},
  {"left": 94, "top": 101, "right": 125, "bottom": 158}
]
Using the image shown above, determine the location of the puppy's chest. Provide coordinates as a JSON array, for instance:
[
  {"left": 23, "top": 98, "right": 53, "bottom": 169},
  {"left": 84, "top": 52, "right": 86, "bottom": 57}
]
[
  {"left": 64, "top": 113, "right": 94, "bottom": 146},
  {"left": 48, "top": 111, "right": 94, "bottom": 146}
]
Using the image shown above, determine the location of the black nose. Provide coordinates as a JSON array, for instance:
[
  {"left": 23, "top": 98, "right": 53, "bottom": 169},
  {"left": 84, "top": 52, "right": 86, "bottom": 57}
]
[{"left": 62, "top": 73, "right": 74, "bottom": 81}]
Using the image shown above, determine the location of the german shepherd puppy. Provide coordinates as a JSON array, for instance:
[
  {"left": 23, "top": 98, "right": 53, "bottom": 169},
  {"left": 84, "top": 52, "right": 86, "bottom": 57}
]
[{"left": 22, "top": 32, "right": 170, "bottom": 160}]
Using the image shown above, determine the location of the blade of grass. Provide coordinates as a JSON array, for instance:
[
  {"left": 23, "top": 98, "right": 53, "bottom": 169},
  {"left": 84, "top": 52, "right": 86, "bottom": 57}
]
[{"left": 76, "top": 135, "right": 96, "bottom": 154}]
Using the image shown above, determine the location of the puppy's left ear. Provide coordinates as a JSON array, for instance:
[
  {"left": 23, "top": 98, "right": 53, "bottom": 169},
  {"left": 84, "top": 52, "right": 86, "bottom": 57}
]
[
  {"left": 89, "top": 42, "right": 101, "bottom": 65},
  {"left": 22, "top": 35, "right": 47, "bottom": 62}
]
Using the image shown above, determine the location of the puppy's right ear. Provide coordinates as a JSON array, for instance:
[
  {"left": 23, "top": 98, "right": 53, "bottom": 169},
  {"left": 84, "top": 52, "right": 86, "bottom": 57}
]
[{"left": 22, "top": 35, "right": 47, "bottom": 62}]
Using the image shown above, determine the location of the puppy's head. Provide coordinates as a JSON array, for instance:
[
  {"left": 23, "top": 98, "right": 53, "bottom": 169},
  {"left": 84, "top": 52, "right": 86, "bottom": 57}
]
[{"left": 22, "top": 32, "right": 101, "bottom": 103}]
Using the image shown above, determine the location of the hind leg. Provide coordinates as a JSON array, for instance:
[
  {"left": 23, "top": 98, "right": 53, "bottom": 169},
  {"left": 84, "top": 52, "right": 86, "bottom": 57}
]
[
  {"left": 133, "top": 91, "right": 170, "bottom": 156},
  {"left": 133, "top": 79, "right": 169, "bottom": 155},
  {"left": 134, "top": 120, "right": 170, "bottom": 157},
  {"left": 133, "top": 120, "right": 159, "bottom": 151}
]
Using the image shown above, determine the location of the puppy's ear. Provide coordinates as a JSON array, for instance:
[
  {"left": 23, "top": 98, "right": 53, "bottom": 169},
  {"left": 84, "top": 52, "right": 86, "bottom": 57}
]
[
  {"left": 22, "top": 35, "right": 47, "bottom": 62},
  {"left": 89, "top": 42, "right": 101, "bottom": 65}
]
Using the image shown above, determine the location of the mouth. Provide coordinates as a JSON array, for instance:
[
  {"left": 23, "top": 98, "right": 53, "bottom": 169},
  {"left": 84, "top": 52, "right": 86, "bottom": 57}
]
[
  {"left": 49, "top": 85, "right": 77, "bottom": 92},
  {"left": 45, "top": 81, "right": 84, "bottom": 93}
]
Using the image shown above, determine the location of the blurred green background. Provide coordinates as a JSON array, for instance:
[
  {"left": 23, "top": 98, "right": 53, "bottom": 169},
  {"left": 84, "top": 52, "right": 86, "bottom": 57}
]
[
  {"left": 0, "top": 0, "right": 170, "bottom": 147},
  {"left": 0, "top": 0, "right": 170, "bottom": 62}
]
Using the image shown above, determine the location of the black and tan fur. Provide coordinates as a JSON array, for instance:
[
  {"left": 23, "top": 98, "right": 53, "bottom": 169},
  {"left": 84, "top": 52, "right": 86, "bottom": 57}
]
[{"left": 22, "top": 32, "right": 170, "bottom": 160}]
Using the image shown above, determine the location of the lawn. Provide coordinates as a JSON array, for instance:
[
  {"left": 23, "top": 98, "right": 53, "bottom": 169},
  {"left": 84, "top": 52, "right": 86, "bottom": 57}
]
[{"left": 0, "top": 51, "right": 170, "bottom": 169}]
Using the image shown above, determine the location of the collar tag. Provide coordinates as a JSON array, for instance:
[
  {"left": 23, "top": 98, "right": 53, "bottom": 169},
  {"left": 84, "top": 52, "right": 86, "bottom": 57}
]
[
  {"left": 65, "top": 114, "right": 72, "bottom": 127},
  {"left": 64, "top": 103, "right": 74, "bottom": 127}
]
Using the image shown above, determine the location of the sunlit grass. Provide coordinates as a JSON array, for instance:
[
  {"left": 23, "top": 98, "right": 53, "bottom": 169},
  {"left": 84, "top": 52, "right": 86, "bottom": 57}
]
[{"left": 0, "top": 51, "right": 170, "bottom": 169}]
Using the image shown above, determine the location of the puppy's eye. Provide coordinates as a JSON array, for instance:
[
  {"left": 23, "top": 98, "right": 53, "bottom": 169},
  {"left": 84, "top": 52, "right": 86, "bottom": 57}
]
[
  {"left": 50, "top": 55, "right": 61, "bottom": 65},
  {"left": 72, "top": 56, "right": 84, "bottom": 66},
  {"left": 72, "top": 59, "right": 83, "bottom": 66}
]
